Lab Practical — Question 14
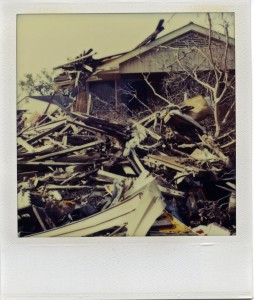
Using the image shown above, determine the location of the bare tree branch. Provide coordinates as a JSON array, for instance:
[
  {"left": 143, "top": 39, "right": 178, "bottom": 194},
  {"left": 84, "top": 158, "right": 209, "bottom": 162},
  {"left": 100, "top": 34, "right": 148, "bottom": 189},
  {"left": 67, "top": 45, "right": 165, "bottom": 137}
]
[
  {"left": 176, "top": 48, "right": 215, "bottom": 93},
  {"left": 221, "top": 101, "right": 235, "bottom": 125},
  {"left": 122, "top": 84, "right": 153, "bottom": 113},
  {"left": 143, "top": 74, "right": 174, "bottom": 106}
]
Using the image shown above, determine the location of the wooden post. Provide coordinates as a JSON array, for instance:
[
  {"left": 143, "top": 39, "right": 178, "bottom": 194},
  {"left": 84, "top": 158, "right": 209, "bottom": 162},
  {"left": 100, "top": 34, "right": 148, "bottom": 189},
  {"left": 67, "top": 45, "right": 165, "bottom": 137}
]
[
  {"left": 115, "top": 80, "right": 121, "bottom": 109},
  {"left": 75, "top": 89, "right": 87, "bottom": 112},
  {"left": 87, "top": 93, "right": 92, "bottom": 115}
]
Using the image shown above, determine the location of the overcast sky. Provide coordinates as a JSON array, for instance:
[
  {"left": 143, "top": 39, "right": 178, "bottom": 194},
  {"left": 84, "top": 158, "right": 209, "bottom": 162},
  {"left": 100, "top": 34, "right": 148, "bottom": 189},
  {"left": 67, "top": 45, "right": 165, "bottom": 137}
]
[{"left": 17, "top": 13, "right": 234, "bottom": 81}]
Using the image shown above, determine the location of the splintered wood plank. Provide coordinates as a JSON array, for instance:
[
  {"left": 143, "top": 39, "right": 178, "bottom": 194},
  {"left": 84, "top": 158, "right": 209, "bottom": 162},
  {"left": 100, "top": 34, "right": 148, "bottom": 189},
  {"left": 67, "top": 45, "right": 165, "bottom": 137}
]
[
  {"left": 34, "top": 118, "right": 65, "bottom": 131},
  {"left": 27, "top": 120, "right": 66, "bottom": 144},
  {"left": 137, "top": 112, "right": 157, "bottom": 125},
  {"left": 97, "top": 169, "right": 126, "bottom": 181},
  {"left": 147, "top": 154, "right": 201, "bottom": 173},
  {"left": 43, "top": 137, "right": 68, "bottom": 149},
  {"left": 18, "top": 161, "right": 96, "bottom": 167},
  {"left": 158, "top": 185, "right": 185, "bottom": 198},
  {"left": 17, "top": 137, "right": 35, "bottom": 152},
  {"left": 60, "top": 172, "right": 81, "bottom": 186},
  {"left": 17, "top": 125, "right": 33, "bottom": 137},
  {"left": 17, "top": 145, "right": 56, "bottom": 158},
  {"left": 129, "top": 119, "right": 161, "bottom": 141},
  {"left": 131, "top": 149, "right": 147, "bottom": 173},
  {"left": 67, "top": 120, "right": 105, "bottom": 135},
  {"left": 31, "top": 140, "right": 103, "bottom": 162},
  {"left": 55, "top": 153, "right": 102, "bottom": 162},
  {"left": 45, "top": 184, "right": 105, "bottom": 190}
]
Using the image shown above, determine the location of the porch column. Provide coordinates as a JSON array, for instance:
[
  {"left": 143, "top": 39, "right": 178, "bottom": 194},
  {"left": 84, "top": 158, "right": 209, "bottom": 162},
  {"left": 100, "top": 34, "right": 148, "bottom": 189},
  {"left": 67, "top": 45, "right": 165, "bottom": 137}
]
[{"left": 115, "top": 80, "right": 121, "bottom": 109}]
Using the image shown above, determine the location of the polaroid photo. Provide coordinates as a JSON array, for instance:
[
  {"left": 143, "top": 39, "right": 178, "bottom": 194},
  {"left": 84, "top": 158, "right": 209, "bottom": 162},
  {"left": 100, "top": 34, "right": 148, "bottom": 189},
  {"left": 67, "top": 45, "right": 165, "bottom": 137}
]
[
  {"left": 16, "top": 12, "right": 236, "bottom": 238},
  {"left": 1, "top": 0, "right": 252, "bottom": 299}
]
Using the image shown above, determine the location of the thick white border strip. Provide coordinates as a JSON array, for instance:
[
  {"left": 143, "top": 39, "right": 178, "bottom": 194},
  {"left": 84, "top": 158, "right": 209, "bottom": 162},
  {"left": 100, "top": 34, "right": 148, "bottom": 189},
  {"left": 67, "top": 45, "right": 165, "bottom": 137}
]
[{"left": 0, "top": 0, "right": 252, "bottom": 299}]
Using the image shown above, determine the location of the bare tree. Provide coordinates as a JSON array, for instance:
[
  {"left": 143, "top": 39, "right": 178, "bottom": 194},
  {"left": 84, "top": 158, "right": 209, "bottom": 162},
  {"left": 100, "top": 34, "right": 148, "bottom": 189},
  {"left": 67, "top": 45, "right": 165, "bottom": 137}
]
[
  {"left": 172, "top": 13, "right": 235, "bottom": 137},
  {"left": 136, "top": 13, "right": 235, "bottom": 137}
]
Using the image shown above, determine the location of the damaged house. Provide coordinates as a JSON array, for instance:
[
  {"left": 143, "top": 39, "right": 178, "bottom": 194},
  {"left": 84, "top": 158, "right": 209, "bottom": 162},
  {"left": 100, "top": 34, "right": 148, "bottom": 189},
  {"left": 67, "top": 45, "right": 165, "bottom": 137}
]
[{"left": 53, "top": 21, "right": 235, "bottom": 116}]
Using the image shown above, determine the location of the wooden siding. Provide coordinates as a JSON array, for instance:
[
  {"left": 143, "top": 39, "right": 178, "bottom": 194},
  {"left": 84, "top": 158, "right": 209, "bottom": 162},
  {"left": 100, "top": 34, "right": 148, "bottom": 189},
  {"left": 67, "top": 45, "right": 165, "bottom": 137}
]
[
  {"left": 119, "top": 33, "right": 235, "bottom": 74},
  {"left": 167, "top": 31, "right": 211, "bottom": 48},
  {"left": 98, "top": 23, "right": 235, "bottom": 73}
]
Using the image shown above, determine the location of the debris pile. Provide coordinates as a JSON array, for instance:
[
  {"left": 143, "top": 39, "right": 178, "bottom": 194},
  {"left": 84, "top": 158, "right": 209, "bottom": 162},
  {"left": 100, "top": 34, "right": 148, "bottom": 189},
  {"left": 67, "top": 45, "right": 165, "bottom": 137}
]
[{"left": 17, "top": 95, "right": 236, "bottom": 237}]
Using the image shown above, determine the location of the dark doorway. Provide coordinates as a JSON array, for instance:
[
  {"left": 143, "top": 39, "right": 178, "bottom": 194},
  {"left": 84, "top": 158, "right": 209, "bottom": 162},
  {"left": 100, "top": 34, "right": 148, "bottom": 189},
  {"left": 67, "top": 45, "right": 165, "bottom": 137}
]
[{"left": 121, "top": 80, "right": 148, "bottom": 111}]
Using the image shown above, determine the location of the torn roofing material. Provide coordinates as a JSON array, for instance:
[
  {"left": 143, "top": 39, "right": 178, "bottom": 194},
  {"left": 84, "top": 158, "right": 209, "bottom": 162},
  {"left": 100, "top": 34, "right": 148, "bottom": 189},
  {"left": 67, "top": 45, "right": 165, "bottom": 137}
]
[{"left": 29, "top": 95, "right": 73, "bottom": 107}]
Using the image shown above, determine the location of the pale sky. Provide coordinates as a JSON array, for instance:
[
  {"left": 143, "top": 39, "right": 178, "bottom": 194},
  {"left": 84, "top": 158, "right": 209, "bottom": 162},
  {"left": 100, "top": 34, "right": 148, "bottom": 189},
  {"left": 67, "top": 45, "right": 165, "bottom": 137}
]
[{"left": 17, "top": 13, "right": 234, "bottom": 81}]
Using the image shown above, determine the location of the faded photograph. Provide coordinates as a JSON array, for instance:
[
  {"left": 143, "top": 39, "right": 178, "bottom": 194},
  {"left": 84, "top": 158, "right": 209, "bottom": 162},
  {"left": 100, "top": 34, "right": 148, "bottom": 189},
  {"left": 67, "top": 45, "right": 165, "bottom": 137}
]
[{"left": 17, "top": 13, "right": 235, "bottom": 237}]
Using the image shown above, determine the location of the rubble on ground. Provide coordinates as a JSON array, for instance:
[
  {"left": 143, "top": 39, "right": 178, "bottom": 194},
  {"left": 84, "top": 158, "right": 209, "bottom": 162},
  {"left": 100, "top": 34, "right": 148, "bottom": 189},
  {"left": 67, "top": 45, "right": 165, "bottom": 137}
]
[{"left": 17, "top": 95, "right": 236, "bottom": 237}]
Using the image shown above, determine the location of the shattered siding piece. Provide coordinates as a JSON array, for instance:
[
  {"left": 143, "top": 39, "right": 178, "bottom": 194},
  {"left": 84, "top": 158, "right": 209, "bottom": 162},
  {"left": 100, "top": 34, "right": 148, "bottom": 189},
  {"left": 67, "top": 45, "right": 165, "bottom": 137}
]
[
  {"left": 29, "top": 177, "right": 165, "bottom": 237},
  {"left": 127, "top": 180, "right": 165, "bottom": 236}
]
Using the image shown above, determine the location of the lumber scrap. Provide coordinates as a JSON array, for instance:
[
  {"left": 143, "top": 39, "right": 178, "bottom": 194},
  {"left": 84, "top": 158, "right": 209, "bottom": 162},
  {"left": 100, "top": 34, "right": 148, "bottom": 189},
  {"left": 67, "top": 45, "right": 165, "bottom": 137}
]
[
  {"left": 31, "top": 140, "right": 103, "bottom": 162},
  {"left": 27, "top": 120, "right": 66, "bottom": 144},
  {"left": 145, "top": 155, "right": 201, "bottom": 173}
]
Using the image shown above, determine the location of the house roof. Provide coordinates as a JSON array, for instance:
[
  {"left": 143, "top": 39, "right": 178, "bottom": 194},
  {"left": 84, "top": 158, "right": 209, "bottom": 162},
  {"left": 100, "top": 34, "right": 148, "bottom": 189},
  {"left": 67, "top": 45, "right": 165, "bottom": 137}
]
[
  {"left": 52, "top": 21, "right": 235, "bottom": 85},
  {"left": 94, "top": 22, "right": 235, "bottom": 75}
]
